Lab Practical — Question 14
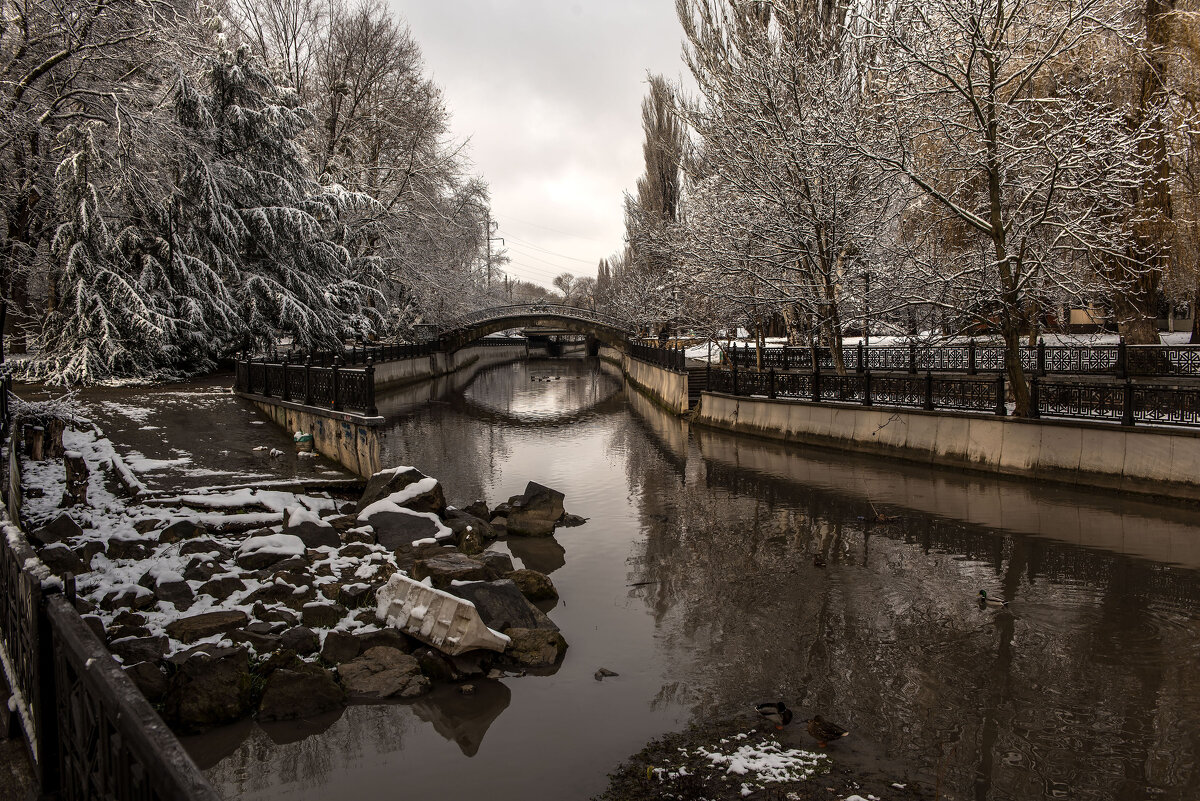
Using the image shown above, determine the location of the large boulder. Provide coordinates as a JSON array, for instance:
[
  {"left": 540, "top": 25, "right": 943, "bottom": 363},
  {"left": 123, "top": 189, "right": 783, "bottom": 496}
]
[
  {"left": 367, "top": 510, "right": 448, "bottom": 551},
  {"left": 338, "top": 647, "right": 429, "bottom": 700},
  {"left": 476, "top": 551, "right": 515, "bottom": 576},
  {"left": 197, "top": 576, "right": 246, "bottom": 602},
  {"left": 38, "top": 543, "right": 83, "bottom": 577},
  {"left": 235, "top": 531, "right": 306, "bottom": 571},
  {"left": 356, "top": 467, "right": 447, "bottom": 517},
  {"left": 158, "top": 520, "right": 207, "bottom": 544},
  {"left": 108, "top": 635, "right": 168, "bottom": 665},
  {"left": 410, "top": 552, "right": 492, "bottom": 589},
  {"left": 30, "top": 513, "right": 83, "bottom": 546},
  {"left": 507, "top": 569, "right": 558, "bottom": 602},
  {"left": 279, "top": 626, "right": 319, "bottom": 655},
  {"left": 124, "top": 661, "right": 168, "bottom": 703},
  {"left": 165, "top": 610, "right": 248, "bottom": 644},
  {"left": 447, "top": 579, "right": 557, "bottom": 632},
  {"left": 320, "top": 630, "right": 362, "bottom": 664},
  {"left": 443, "top": 510, "right": 493, "bottom": 555},
  {"left": 283, "top": 507, "right": 339, "bottom": 548},
  {"left": 300, "top": 602, "right": 346, "bottom": 629},
  {"left": 258, "top": 665, "right": 345, "bottom": 721},
  {"left": 501, "top": 628, "right": 568, "bottom": 669},
  {"left": 504, "top": 482, "right": 565, "bottom": 537},
  {"left": 162, "top": 646, "right": 253, "bottom": 732}
]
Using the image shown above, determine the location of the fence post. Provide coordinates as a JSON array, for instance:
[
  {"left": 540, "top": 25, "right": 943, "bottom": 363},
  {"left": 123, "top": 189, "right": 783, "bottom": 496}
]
[
  {"left": 304, "top": 357, "right": 312, "bottom": 405},
  {"left": 1037, "top": 338, "right": 1046, "bottom": 376},
  {"left": 856, "top": 341, "right": 864, "bottom": 374},
  {"left": 1117, "top": 338, "right": 1128, "bottom": 379},
  {"left": 994, "top": 371, "right": 1007, "bottom": 416},
  {"left": 863, "top": 369, "right": 872, "bottom": 406},
  {"left": 769, "top": 368, "right": 777, "bottom": 399},
  {"left": 909, "top": 341, "right": 917, "bottom": 374},
  {"left": 1122, "top": 378, "right": 1135, "bottom": 426},
  {"left": 331, "top": 359, "right": 341, "bottom": 411},
  {"left": 1029, "top": 374, "right": 1040, "bottom": 419},
  {"left": 281, "top": 357, "right": 291, "bottom": 402},
  {"left": 924, "top": 370, "right": 934, "bottom": 411},
  {"left": 968, "top": 338, "right": 977, "bottom": 375},
  {"left": 365, "top": 360, "right": 378, "bottom": 417}
]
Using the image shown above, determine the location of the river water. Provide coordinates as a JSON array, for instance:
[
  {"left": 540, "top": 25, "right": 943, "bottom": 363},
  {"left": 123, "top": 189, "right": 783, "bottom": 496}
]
[{"left": 190, "top": 356, "right": 1200, "bottom": 800}]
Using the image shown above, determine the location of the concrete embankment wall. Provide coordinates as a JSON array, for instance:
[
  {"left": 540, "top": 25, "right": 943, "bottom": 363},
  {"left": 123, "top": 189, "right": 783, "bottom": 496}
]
[
  {"left": 598, "top": 345, "right": 689, "bottom": 414},
  {"left": 248, "top": 399, "right": 381, "bottom": 478},
  {"left": 373, "top": 343, "right": 528, "bottom": 389},
  {"left": 693, "top": 390, "right": 1200, "bottom": 503}
]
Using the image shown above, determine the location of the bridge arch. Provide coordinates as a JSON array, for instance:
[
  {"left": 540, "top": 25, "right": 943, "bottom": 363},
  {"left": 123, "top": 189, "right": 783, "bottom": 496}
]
[{"left": 439, "top": 304, "right": 632, "bottom": 351}]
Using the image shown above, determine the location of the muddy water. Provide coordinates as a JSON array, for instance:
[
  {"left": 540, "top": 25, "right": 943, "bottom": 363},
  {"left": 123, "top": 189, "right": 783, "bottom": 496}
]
[{"left": 188, "top": 357, "right": 1200, "bottom": 800}]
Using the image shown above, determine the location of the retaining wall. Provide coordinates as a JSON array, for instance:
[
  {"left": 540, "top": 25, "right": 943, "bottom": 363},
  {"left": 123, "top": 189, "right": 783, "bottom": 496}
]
[
  {"left": 373, "top": 343, "right": 528, "bottom": 389},
  {"left": 598, "top": 345, "right": 689, "bottom": 414},
  {"left": 693, "top": 390, "right": 1200, "bottom": 502},
  {"left": 247, "top": 399, "right": 381, "bottom": 478}
]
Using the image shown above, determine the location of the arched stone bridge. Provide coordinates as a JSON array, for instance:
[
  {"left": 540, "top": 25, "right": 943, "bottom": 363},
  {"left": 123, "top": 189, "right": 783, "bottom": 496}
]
[{"left": 439, "top": 304, "right": 633, "bottom": 351}]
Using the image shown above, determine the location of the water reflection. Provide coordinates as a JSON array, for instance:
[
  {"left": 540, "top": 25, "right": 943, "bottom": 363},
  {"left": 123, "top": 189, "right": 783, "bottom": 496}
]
[{"left": 198, "top": 357, "right": 1200, "bottom": 801}]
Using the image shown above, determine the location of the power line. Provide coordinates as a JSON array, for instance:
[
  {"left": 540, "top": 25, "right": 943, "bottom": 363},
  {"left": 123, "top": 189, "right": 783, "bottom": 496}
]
[
  {"left": 498, "top": 214, "right": 613, "bottom": 244},
  {"left": 501, "top": 232, "right": 599, "bottom": 265}
]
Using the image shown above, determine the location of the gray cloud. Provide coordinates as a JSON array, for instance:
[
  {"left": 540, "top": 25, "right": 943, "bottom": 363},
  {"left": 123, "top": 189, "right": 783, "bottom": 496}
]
[{"left": 390, "top": 0, "right": 688, "bottom": 287}]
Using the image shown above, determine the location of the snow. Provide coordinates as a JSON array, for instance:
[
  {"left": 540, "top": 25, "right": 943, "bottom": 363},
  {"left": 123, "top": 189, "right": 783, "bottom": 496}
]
[
  {"left": 286, "top": 506, "right": 331, "bottom": 529},
  {"left": 692, "top": 737, "right": 829, "bottom": 790},
  {"left": 237, "top": 533, "right": 305, "bottom": 558}
]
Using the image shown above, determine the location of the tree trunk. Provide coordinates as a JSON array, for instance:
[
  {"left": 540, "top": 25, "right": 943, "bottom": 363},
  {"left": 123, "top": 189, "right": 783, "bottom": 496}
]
[{"left": 1191, "top": 287, "right": 1200, "bottom": 344}]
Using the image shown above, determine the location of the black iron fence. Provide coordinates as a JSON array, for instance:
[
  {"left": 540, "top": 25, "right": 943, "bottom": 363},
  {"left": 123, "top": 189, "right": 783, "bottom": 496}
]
[
  {"left": 235, "top": 359, "right": 378, "bottom": 416},
  {"left": 628, "top": 341, "right": 686, "bottom": 371},
  {"left": 728, "top": 340, "right": 1200, "bottom": 379},
  {"left": 0, "top": 466, "right": 221, "bottom": 799},
  {"left": 706, "top": 366, "right": 1200, "bottom": 427},
  {"left": 307, "top": 341, "right": 440, "bottom": 367}
]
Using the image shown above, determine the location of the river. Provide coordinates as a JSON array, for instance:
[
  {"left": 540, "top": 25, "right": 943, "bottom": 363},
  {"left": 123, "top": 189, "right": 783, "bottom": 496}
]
[{"left": 186, "top": 355, "right": 1200, "bottom": 800}]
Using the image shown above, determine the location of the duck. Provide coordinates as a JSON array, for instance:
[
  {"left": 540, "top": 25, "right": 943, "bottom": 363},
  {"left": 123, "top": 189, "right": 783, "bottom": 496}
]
[
  {"left": 806, "top": 715, "right": 849, "bottom": 747},
  {"left": 978, "top": 589, "right": 1009, "bottom": 608},
  {"left": 755, "top": 702, "right": 793, "bottom": 730}
]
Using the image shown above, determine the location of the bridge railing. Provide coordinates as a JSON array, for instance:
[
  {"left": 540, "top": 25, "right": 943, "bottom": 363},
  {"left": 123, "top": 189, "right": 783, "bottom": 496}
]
[
  {"left": 727, "top": 339, "right": 1200, "bottom": 379},
  {"left": 442, "top": 304, "right": 632, "bottom": 334},
  {"left": 234, "top": 358, "right": 377, "bottom": 416}
]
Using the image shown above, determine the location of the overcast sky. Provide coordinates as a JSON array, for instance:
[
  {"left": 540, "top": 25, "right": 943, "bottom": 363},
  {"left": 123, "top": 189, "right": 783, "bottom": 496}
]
[{"left": 390, "top": 0, "right": 689, "bottom": 289}]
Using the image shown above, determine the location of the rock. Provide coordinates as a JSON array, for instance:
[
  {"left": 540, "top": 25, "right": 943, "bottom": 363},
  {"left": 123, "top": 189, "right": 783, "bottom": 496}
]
[
  {"left": 502, "top": 628, "right": 568, "bottom": 669},
  {"left": 341, "top": 527, "right": 376, "bottom": 545},
  {"left": 158, "top": 520, "right": 207, "bottom": 544},
  {"left": 253, "top": 604, "right": 299, "bottom": 627},
  {"left": 448, "top": 579, "right": 557, "bottom": 632},
  {"left": 491, "top": 502, "right": 511, "bottom": 518},
  {"left": 477, "top": 551, "right": 515, "bottom": 576},
  {"left": 228, "top": 628, "right": 281, "bottom": 652},
  {"left": 124, "top": 661, "right": 168, "bottom": 702},
  {"left": 444, "top": 512, "right": 492, "bottom": 555},
  {"left": 162, "top": 646, "right": 253, "bottom": 732},
  {"left": 73, "top": 540, "right": 105, "bottom": 570},
  {"left": 410, "top": 552, "right": 491, "bottom": 589},
  {"left": 283, "top": 506, "right": 340, "bottom": 548},
  {"left": 352, "top": 628, "right": 412, "bottom": 654},
  {"left": 450, "top": 652, "right": 490, "bottom": 678},
  {"left": 74, "top": 595, "right": 97, "bottom": 615},
  {"left": 182, "top": 557, "right": 222, "bottom": 582},
  {"left": 412, "top": 647, "right": 458, "bottom": 682},
  {"left": 30, "top": 513, "right": 82, "bottom": 546},
  {"left": 112, "top": 610, "right": 147, "bottom": 627},
  {"left": 179, "top": 539, "right": 234, "bottom": 559},
  {"left": 273, "top": 555, "right": 312, "bottom": 572},
  {"left": 104, "top": 538, "right": 151, "bottom": 561},
  {"left": 356, "top": 467, "right": 446, "bottom": 517},
  {"left": 236, "top": 549, "right": 294, "bottom": 571},
  {"left": 197, "top": 576, "right": 246, "bottom": 602},
  {"left": 243, "top": 582, "right": 313, "bottom": 610},
  {"left": 81, "top": 615, "right": 106, "bottom": 641},
  {"left": 155, "top": 580, "right": 195, "bottom": 610},
  {"left": 38, "top": 543, "right": 83, "bottom": 577},
  {"left": 339, "top": 542, "right": 373, "bottom": 559},
  {"left": 463, "top": 501, "right": 490, "bottom": 521},
  {"left": 558, "top": 513, "right": 587, "bottom": 527},
  {"left": 108, "top": 635, "right": 168, "bottom": 664},
  {"left": 254, "top": 649, "right": 304, "bottom": 678},
  {"left": 165, "top": 610, "right": 249, "bottom": 644},
  {"left": 337, "top": 582, "right": 374, "bottom": 609},
  {"left": 367, "top": 511, "right": 444, "bottom": 551},
  {"left": 505, "top": 482, "right": 565, "bottom": 537},
  {"left": 106, "top": 624, "right": 151, "bottom": 641},
  {"left": 301, "top": 602, "right": 346, "bottom": 629},
  {"left": 235, "top": 531, "right": 306, "bottom": 571},
  {"left": 320, "top": 630, "right": 361, "bottom": 664},
  {"left": 338, "top": 647, "right": 430, "bottom": 700},
  {"left": 594, "top": 667, "right": 619, "bottom": 680},
  {"left": 279, "top": 626, "right": 319, "bottom": 655},
  {"left": 258, "top": 664, "right": 345, "bottom": 721},
  {"left": 133, "top": 518, "right": 162, "bottom": 535},
  {"left": 100, "top": 586, "right": 155, "bottom": 612},
  {"left": 507, "top": 569, "right": 558, "bottom": 601}
]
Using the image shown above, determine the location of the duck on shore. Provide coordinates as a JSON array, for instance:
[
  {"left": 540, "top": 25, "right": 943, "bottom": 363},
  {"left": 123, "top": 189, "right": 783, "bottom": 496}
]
[
  {"left": 754, "top": 702, "right": 793, "bottom": 730},
  {"left": 806, "top": 715, "right": 849, "bottom": 747}
]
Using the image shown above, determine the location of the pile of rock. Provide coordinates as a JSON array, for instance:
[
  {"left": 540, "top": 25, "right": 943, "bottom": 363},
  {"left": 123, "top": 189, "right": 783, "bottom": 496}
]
[{"left": 27, "top": 465, "right": 577, "bottom": 733}]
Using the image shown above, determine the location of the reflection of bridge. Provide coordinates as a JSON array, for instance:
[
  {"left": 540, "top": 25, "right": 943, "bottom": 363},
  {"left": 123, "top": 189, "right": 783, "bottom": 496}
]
[{"left": 440, "top": 304, "right": 633, "bottom": 350}]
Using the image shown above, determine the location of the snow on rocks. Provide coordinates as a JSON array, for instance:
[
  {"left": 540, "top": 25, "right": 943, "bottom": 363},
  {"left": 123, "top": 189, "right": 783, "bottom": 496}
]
[{"left": 16, "top": 444, "right": 574, "bottom": 733}]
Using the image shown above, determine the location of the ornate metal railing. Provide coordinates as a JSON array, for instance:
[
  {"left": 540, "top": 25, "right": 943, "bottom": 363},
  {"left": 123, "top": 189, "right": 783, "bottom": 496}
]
[
  {"left": 0, "top": 525, "right": 221, "bottom": 800},
  {"left": 628, "top": 341, "right": 685, "bottom": 372},
  {"left": 728, "top": 340, "right": 1200, "bottom": 379},
  {"left": 442, "top": 303, "right": 633, "bottom": 334},
  {"left": 705, "top": 364, "right": 1200, "bottom": 427},
  {"left": 234, "top": 359, "right": 378, "bottom": 416}
]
